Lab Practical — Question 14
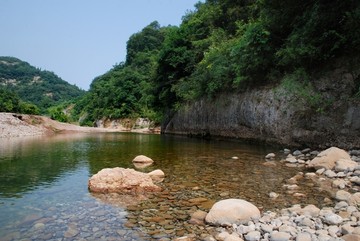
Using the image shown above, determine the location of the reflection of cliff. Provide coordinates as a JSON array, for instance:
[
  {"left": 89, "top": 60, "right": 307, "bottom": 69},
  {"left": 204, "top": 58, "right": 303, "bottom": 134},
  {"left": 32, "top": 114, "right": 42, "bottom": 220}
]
[{"left": 0, "top": 134, "right": 92, "bottom": 198}]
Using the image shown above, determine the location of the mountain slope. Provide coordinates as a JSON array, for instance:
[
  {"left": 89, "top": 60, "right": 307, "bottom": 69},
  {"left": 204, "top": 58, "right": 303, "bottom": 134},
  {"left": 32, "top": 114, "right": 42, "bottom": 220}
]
[{"left": 0, "top": 56, "right": 85, "bottom": 112}]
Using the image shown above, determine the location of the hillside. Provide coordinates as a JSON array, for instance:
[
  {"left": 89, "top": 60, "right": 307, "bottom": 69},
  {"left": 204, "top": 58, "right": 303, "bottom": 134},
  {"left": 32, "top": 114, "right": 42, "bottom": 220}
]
[
  {"left": 0, "top": 56, "right": 85, "bottom": 112},
  {"left": 72, "top": 0, "right": 360, "bottom": 147}
]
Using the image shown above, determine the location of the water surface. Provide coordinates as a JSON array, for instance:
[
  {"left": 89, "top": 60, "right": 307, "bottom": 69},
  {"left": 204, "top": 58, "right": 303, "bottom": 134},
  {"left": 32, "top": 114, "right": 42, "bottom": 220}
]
[{"left": 0, "top": 133, "right": 331, "bottom": 240}]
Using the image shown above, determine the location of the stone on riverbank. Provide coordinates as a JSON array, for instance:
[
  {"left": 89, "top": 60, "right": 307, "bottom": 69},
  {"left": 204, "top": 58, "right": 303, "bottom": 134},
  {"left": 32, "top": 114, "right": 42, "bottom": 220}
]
[
  {"left": 308, "top": 147, "right": 351, "bottom": 170},
  {"left": 205, "top": 199, "right": 260, "bottom": 226},
  {"left": 335, "top": 159, "right": 358, "bottom": 172},
  {"left": 265, "top": 153, "right": 275, "bottom": 159},
  {"left": 88, "top": 167, "right": 161, "bottom": 194},
  {"left": 189, "top": 210, "right": 208, "bottom": 226}
]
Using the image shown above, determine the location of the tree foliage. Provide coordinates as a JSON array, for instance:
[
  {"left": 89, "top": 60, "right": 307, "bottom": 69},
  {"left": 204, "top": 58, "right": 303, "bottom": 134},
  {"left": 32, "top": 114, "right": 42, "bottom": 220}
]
[
  {"left": 74, "top": 22, "right": 167, "bottom": 125},
  {"left": 0, "top": 56, "right": 85, "bottom": 113},
  {"left": 76, "top": 0, "right": 360, "bottom": 124},
  {"left": 0, "top": 88, "right": 40, "bottom": 114}
]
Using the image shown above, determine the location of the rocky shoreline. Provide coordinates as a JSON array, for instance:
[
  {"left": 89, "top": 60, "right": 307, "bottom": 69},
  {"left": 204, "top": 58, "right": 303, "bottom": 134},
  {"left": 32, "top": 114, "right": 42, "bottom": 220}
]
[
  {"left": 198, "top": 147, "right": 360, "bottom": 241},
  {"left": 85, "top": 147, "right": 360, "bottom": 241}
]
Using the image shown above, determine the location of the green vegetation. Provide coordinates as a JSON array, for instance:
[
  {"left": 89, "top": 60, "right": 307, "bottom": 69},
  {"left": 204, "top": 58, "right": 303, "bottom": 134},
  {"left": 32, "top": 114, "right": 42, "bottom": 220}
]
[
  {"left": 73, "top": 21, "right": 167, "bottom": 125},
  {"left": 0, "top": 56, "right": 85, "bottom": 114},
  {"left": 0, "top": 88, "right": 40, "bottom": 114},
  {"left": 76, "top": 0, "right": 360, "bottom": 125}
]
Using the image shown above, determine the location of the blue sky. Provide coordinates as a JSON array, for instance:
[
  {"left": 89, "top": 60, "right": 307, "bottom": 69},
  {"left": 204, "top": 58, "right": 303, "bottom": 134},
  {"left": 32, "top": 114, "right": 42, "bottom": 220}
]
[{"left": 0, "top": 0, "right": 201, "bottom": 90}]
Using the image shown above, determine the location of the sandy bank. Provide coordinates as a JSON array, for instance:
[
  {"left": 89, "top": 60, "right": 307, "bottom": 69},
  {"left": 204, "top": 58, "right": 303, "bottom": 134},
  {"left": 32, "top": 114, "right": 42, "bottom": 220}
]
[{"left": 0, "top": 113, "right": 157, "bottom": 138}]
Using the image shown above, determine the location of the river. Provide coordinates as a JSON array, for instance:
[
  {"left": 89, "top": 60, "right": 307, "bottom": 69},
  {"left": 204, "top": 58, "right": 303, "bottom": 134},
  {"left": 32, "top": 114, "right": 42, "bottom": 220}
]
[{"left": 0, "top": 133, "right": 331, "bottom": 240}]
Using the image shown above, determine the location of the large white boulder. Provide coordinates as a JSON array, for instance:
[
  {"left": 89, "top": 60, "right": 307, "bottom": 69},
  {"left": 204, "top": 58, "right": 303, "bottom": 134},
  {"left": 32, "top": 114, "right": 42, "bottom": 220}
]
[
  {"left": 205, "top": 199, "right": 260, "bottom": 226},
  {"left": 307, "top": 147, "right": 351, "bottom": 170},
  {"left": 88, "top": 167, "right": 161, "bottom": 194}
]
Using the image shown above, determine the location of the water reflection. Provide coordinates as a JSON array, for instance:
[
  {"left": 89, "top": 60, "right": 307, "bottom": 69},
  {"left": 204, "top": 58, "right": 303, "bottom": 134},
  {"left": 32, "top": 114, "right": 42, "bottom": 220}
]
[
  {"left": 0, "top": 133, "right": 331, "bottom": 240},
  {"left": 0, "top": 134, "right": 92, "bottom": 198}
]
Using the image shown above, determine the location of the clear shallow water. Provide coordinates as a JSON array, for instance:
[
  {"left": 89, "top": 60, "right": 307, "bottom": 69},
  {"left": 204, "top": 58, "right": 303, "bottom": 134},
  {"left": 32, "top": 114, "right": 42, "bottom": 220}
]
[{"left": 0, "top": 133, "right": 331, "bottom": 240}]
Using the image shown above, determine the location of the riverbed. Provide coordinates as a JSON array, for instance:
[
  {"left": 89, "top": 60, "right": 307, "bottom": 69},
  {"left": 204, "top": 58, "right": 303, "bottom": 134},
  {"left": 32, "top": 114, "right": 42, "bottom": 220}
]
[{"left": 0, "top": 133, "right": 332, "bottom": 240}]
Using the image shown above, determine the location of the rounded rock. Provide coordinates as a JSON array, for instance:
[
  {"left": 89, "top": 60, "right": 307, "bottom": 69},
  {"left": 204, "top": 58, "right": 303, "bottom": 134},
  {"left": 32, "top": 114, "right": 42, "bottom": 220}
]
[
  {"left": 244, "top": 231, "right": 261, "bottom": 241},
  {"left": 205, "top": 199, "right": 261, "bottom": 226},
  {"left": 348, "top": 192, "right": 360, "bottom": 206},
  {"left": 296, "top": 232, "right": 312, "bottom": 241},
  {"left": 148, "top": 169, "right": 165, "bottom": 183},
  {"left": 307, "top": 147, "right": 351, "bottom": 170},
  {"left": 335, "top": 190, "right": 352, "bottom": 202},
  {"left": 269, "top": 231, "right": 291, "bottom": 241},
  {"left": 323, "top": 213, "right": 343, "bottom": 225},
  {"left": 132, "top": 155, "right": 154, "bottom": 163},
  {"left": 342, "top": 234, "right": 360, "bottom": 241},
  {"left": 266, "top": 153, "right": 276, "bottom": 159}
]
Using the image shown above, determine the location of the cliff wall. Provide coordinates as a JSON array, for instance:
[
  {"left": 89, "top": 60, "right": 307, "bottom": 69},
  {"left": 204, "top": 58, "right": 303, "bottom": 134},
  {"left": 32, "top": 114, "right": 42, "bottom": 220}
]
[{"left": 163, "top": 63, "right": 360, "bottom": 148}]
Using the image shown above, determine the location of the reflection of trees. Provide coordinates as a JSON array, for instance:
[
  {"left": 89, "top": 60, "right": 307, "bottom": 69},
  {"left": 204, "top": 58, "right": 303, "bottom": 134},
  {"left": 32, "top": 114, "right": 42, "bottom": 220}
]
[
  {"left": 0, "top": 134, "right": 91, "bottom": 198},
  {"left": 0, "top": 132, "right": 330, "bottom": 213},
  {"left": 86, "top": 133, "right": 162, "bottom": 175}
]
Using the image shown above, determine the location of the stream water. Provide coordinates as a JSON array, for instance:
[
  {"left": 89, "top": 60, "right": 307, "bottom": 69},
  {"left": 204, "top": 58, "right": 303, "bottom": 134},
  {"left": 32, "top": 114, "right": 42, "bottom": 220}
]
[{"left": 0, "top": 133, "right": 332, "bottom": 240}]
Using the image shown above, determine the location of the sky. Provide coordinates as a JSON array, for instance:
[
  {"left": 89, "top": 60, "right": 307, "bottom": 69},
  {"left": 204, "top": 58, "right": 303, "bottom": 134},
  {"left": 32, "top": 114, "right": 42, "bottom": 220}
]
[{"left": 0, "top": 0, "right": 201, "bottom": 90}]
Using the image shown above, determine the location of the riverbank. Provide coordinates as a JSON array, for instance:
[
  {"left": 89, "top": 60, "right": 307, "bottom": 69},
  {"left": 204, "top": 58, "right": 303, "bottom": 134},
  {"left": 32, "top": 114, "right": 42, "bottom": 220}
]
[
  {"left": 199, "top": 147, "right": 360, "bottom": 241},
  {"left": 0, "top": 113, "right": 158, "bottom": 138}
]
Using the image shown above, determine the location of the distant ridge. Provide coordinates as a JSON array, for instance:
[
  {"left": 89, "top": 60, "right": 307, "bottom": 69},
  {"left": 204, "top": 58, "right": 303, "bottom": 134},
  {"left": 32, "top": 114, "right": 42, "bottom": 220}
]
[{"left": 0, "top": 56, "right": 85, "bottom": 111}]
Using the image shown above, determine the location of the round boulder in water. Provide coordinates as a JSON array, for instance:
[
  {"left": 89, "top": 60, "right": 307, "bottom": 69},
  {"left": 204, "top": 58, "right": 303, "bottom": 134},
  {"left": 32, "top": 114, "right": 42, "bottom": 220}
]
[
  {"left": 132, "top": 155, "right": 154, "bottom": 163},
  {"left": 205, "top": 199, "right": 260, "bottom": 226},
  {"left": 148, "top": 169, "right": 165, "bottom": 183}
]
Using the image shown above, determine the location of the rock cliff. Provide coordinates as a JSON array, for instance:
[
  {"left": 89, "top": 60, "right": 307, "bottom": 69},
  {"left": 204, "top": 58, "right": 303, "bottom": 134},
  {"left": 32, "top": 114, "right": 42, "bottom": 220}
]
[{"left": 163, "top": 62, "right": 360, "bottom": 148}]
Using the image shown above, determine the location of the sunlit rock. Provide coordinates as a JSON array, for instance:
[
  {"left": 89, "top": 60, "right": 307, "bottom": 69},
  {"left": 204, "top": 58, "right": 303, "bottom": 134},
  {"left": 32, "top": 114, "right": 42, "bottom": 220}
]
[
  {"left": 132, "top": 155, "right": 154, "bottom": 163},
  {"left": 348, "top": 192, "right": 360, "bottom": 206},
  {"left": 205, "top": 199, "right": 260, "bottom": 226},
  {"left": 148, "top": 169, "right": 165, "bottom": 183},
  {"left": 307, "top": 147, "right": 351, "bottom": 170},
  {"left": 323, "top": 213, "right": 343, "bottom": 225},
  {"left": 88, "top": 167, "right": 161, "bottom": 194},
  {"left": 335, "top": 159, "right": 358, "bottom": 172},
  {"left": 335, "top": 190, "right": 352, "bottom": 202}
]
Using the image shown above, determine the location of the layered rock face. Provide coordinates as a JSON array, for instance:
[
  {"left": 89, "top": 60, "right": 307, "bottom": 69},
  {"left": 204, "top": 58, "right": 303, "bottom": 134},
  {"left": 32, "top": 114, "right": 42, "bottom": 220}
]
[{"left": 163, "top": 65, "right": 360, "bottom": 148}]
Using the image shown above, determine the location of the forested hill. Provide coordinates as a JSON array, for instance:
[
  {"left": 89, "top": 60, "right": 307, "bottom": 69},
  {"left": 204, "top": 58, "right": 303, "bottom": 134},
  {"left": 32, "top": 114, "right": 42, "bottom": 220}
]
[
  {"left": 0, "top": 56, "right": 84, "bottom": 112},
  {"left": 75, "top": 0, "right": 360, "bottom": 127}
]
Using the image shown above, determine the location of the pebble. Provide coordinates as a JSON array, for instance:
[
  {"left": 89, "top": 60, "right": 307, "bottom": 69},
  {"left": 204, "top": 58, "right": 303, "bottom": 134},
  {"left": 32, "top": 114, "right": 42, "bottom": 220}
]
[
  {"left": 324, "top": 170, "right": 337, "bottom": 178},
  {"left": 244, "top": 231, "right": 261, "bottom": 241},
  {"left": 296, "top": 232, "right": 312, "bottom": 241},
  {"left": 270, "top": 231, "right": 291, "bottom": 241},
  {"left": 265, "top": 153, "right": 276, "bottom": 159},
  {"left": 335, "top": 190, "right": 352, "bottom": 201},
  {"left": 269, "top": 192, "right": 279, "bottom": 199}
]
